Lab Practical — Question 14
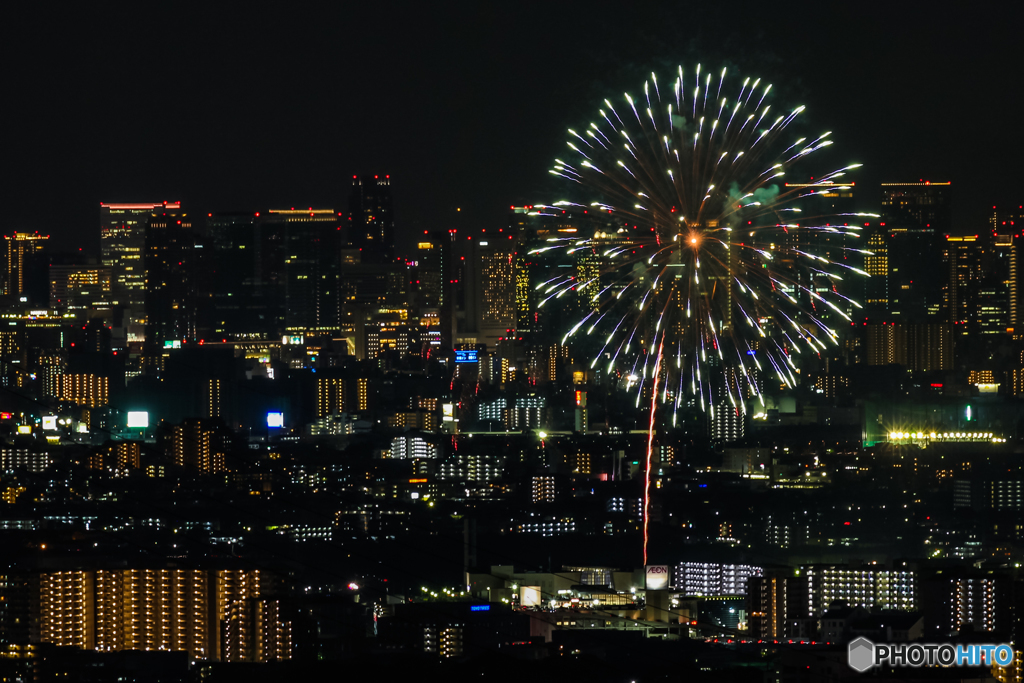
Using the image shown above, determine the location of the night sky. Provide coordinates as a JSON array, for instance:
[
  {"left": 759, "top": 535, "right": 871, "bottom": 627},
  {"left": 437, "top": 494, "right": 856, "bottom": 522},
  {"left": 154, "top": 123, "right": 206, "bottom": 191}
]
[{"left": 2, "top": 3, "right": 1020, "bottom": 257}]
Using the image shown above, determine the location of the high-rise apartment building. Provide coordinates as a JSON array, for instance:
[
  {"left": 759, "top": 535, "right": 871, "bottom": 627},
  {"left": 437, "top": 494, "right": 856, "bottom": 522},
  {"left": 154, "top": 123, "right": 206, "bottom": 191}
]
[
  {"left": 87, "top": 441, "right": 141, "bottom": 474},
  {"left": 221, "top": 598, "right": 293, "bottom": 662},
  {"left": 349, "top": 175, "right": 395, "bottom": 262},
  {"left": 676, "top": 562, "right": 763, "bottom": 596},
  {"left": 863, "top": 229, "right": 889, "bottom": 314},
  {"left": 172, "top": 418, "right": 230, "bottom": 473},
  {"left": 56, "top": 373, "right": 109, "bottom": 407},
  {"left": 864, "top": 322, "right": 952, "bottom": 371},
  {"left": 315, "top": 376, "right": 345, "bottom": 418}
]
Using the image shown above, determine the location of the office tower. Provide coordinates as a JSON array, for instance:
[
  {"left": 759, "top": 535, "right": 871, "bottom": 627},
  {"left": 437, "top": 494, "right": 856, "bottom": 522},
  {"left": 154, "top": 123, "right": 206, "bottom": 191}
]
[
  {"left": 863, "top": 228, "right": 889, "bottom": 314},
  {"left": 49, "top": 265, "right": 112, "bottom": 319},
  {"left": 262, "top": 208, "right": 341, "bottom": 334},
  {"left": 460, "top": 233, "right": 516, "bottom": 348},
  {"left": 172, "top": 418, "right": 230, "bottom": 473},
  {"left": 879, "top": 183, "right": 951, "bottom": 321},
  {"left": 101, "top": 202, "right": 180, "bottom": 330},
  {"left": 945, "top": 235, "right": 983, "bottom": 333},
  {"left": 200, "top": 211, "right": 282, "bottom": 340},
  {"left": 782, "top": 181, "right": 857, "bottom": 263},
  {"left": 881, "top": 182, "right": 952, "bottom": 233},
  {"left": 412, "top": 231, "right": 456, "bottom": 348},
  {"left": 991, "top": 207, "right": 1024, "bottom": 329},
  {"left": 144, "top": 208, "right": 196, "bottom": 349},
  {"left": 981, "top": 233, "right": 1014, "bottom": 335},
  {"left": 349, "top": 175, "right": 395, "bottom": 262},
  {"left": 991, "top": 205, "right": 1024, "bottom": 233},
  {"left": 2, "top": 232, "right": 49, "bottom": 305}
]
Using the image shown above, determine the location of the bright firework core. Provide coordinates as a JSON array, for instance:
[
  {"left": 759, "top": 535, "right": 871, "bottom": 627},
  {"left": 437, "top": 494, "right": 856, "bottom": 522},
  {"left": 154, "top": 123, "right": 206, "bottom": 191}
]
[{"left": 534, "top": 63, "right": 877, "bottom": 564}]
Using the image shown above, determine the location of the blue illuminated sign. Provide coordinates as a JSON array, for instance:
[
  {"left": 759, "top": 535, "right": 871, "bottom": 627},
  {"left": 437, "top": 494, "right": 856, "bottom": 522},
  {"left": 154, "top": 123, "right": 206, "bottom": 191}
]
[
  {"left": 470, "top": 605, "right": 490, "bottom": 611},
  {"left": 455, "top": 350, "right": 479, "bottom": 363}
]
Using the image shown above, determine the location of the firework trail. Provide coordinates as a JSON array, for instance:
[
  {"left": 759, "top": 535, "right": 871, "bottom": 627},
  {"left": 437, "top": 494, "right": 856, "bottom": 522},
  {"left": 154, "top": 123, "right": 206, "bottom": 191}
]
[{"left": 532, "top": 64, "right": 875, "bottom": 565}]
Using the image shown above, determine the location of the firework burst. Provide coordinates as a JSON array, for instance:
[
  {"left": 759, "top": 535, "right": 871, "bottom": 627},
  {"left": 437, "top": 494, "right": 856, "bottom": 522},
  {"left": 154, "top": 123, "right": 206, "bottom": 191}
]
[{"left": 531, "top": 64, "right": 875, "bottom": 563}]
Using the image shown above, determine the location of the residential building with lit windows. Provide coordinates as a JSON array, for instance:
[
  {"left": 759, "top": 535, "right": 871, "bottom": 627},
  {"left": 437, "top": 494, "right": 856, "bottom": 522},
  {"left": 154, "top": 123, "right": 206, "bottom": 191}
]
[
  {"left": 172, "top": 418, "right": 229, "bottom": 473},
  {"left": 315, "top": 376, "right": 346, "bottom": 417},
  {"left": 221, "top": 598, "right": 293, "bottom": 662},
  {"left": 390, "top": 434, "right": 439, "bottom": 459},
  {"left": 30, "top": 568, "right": 282, "bottom": 662},
  {"left": 803, "top": 565, "right": 917, "bottom": 615},
  {"left": 514, "top": 517, "right": 576, "bottom": 536},
  {"left": 747, "top": 572, "right": 810, "bottom": 640},
  {"left": 675, "top": 562, "right": 763, "bottom": 596},
  {"left": 437, "top": 454, "right": 505, "bottom": 481},
  {"left": 87, "top": 441, "right": 141, "bottom": 475},
  {"left": 531, "top": 475, "right": 556, "bottom": 503}
]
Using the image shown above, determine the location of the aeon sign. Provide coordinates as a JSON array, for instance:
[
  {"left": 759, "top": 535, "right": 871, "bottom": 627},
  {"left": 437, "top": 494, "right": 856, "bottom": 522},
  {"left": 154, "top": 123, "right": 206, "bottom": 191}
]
[{"left": 645, "top": 565, "right": 670, "bottom": 590}]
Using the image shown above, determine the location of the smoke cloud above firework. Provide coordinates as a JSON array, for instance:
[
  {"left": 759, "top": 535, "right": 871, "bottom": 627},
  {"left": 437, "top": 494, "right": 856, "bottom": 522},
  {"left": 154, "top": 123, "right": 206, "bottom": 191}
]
[{"left": 530, "top": 64, "right": 875, "bottom": 563}]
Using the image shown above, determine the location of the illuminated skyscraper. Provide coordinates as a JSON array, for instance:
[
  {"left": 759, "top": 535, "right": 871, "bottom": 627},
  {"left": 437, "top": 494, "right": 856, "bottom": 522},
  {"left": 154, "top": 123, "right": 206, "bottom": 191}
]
[
  {"left": 200, "top": 211, "right": 280, "bottom": 340},
  {"left": 144, "top": 208, "right": 195, "bottom": 349},
  {"left": 944, "top": 235, "right": 983, "bottom": 333},
  {"left": 49, "top": 265, "right": 112, "bottom": 318},
  {"left": 101, "top": 201, "right": 180, "bottom": 334},
  {"left": 992, "top": 207, "right": 1024, "bottom": 329},
  {"left": 264, "top": 208, "right": 342, "bottom": 334},
  {"left": 881, "top": 182, "right": 952, "bottom": 234},
  {"left": 880, "top": 183, "right": 951, "bottom": 321},
  {"left": 349, "top": 175, "right": 395, "bottom": 263},
  {"left": 460, "top": 234, "right": 516, "bottom": 348},
  {"left": 2, "top": 232, "right": 49, "bottom": 305}
]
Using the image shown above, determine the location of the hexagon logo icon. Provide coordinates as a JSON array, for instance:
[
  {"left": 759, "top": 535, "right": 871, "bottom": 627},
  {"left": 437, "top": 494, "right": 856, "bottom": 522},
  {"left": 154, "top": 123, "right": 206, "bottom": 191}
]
[{"left": 848, "top": 637, "right": 875, "bottom": 672}]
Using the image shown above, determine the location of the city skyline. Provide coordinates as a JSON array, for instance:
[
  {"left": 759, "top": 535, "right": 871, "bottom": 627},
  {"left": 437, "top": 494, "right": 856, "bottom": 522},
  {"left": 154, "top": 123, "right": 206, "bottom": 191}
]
[{"left": 4, "top": 5, "right": 1024, "bottom": 680}]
